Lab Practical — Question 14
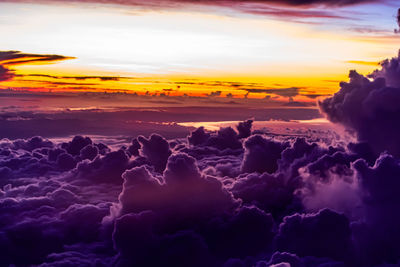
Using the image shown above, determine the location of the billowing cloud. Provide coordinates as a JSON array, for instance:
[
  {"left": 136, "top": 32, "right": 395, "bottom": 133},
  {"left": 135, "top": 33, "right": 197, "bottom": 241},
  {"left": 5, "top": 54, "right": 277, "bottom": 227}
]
[
  {"left": 241, "top": 135, "right": 289, "bottom": 174},
  {"left": 319, "top": 52, "right": 400, "bottom": 156},
  {"left": 276, "top": 209, "right": 353, "bottom": 261},
  {"left": 137, "top": 134, "right": 171, "bottom": 172},
  {"left": 0, "top": 117, "right": 396, "bottom": 266},
  {"left": 4, "top": 45, "right": 400, "bottom": 267},
  {"left": 237, "top": 119, "right": 253, "bottom": 139}
]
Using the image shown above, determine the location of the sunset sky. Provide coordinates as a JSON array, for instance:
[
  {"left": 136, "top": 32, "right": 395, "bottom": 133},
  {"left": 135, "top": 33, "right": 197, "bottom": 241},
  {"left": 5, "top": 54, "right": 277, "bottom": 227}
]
[
  {"left": 0, "top": 0, "right": 399, "bottom": 101},
  {"left": 4, "top": 2, "right": 400, "bottom": 267}
]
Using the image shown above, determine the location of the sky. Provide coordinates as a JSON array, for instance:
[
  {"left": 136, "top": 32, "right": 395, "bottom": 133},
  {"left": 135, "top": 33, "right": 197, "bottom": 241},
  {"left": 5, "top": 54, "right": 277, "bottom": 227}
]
[
  {"left": 0, "top": 0, "right": 399, "bottom": 101},
  {"left": 5, "top": 1, "right": 400, "bottom": 267}
]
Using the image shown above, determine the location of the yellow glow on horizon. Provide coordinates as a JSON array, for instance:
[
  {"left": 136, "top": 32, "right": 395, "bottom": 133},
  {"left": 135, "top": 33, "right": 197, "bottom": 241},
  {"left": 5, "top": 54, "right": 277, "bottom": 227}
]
[{"left": 0, "top": 2, "right": 398, "bottom": 98}]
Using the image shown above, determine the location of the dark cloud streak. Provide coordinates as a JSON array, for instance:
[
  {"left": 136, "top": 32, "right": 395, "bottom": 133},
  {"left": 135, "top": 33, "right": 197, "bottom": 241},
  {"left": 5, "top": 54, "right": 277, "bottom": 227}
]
[
  {"left": 0, "top": 51, "right": 75, "bottom": 85},
  {"left": 0, "top": 51, "right": 74, "bottom": 66},
  {"left": 3, "top": 0, "right": 380, "bottom": 8},
  {"left": 21, "top": 73, "right": 135, "bottom": 81},
  {"left": 1, "top": 0, "right": 383, "bottom": 21},
  {"left": 0, "top": 65, "right": 13, "bottom": 81},
  {"left": 242, "top": 87, "right": 300, "bottom": 97}
]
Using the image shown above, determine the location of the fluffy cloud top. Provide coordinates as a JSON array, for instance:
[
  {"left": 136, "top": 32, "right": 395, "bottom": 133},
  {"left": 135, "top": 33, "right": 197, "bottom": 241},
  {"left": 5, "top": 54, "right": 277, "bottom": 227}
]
[
  {"left": 320, "top": 53, "right": 400, "bottom": 156},
  {"left": 4, "top": 47, "right": 400, "bottom": 265}
]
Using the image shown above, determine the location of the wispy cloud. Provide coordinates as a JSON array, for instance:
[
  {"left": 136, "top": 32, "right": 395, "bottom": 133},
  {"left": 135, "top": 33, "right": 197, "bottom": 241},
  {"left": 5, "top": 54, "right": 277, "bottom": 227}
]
[
  {"left": 345, "top": 60, "right": 381, "bottom": 65},
  {"left": 241, "top": 87, "right": 301, "bottom": 97},
  {"left": 1, "top": 0, "right": 384, "bottom": 21},
  {"left": 19, "top": 73, "right": 135, "bottom": 81},
  {"left": 0, "top": 51, "right": 74, "bottom": 66},
  {"left": 2, "top": 0, "right": 381, "bottom": 8}
]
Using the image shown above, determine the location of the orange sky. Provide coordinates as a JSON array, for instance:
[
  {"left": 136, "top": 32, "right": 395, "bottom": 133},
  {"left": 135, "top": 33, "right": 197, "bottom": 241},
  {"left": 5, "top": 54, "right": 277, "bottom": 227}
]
[{"left": 0, "top": 1, "right": 399, "bottom": 101}]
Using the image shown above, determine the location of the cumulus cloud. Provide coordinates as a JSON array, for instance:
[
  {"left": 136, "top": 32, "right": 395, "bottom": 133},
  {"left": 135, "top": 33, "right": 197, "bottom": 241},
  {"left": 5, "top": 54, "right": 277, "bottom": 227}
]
[
  {"left": 276, "top": 209, "right": 353, "bottom": 262},
  {"left": 241, "top": 135, "right": 288, "bottom": 174},
  {"left": 319, "top": 52, "right": 400, "bottom": 156},
  {"left": 61, "top": 136, "right": 92, "bottom": 156},
  {"left": 231, "top": 172, "right": 300, "bottom": 218},
  {"left": 115, "top": 153, "right": 239, "bottom": 221},
  {"left": 188, "top": 126, "right": 211, "bottom": 146},
  {"left": 109, "top": 152, "right": 281, "bottom": 266},
  {"left": 79, "top": 144, "right": 99, "bottom": 161},
  {"left": 351, "top": 154, "right": 400, "bottom": 264},
  {"left": 314, "top": 50, "right": 400, "bottom": 265},
  {"left": 237, "top": 119, "right": 253, "bottom": 139},
  {"left": 127, "top": 138, "right": 140, "bottom": 156},
  {"left": 299, "top": 164, "right": 362, "bottom": 219},
  {"left": 206, "top": 127, "right": 243, "bottom": 150},
  {"left": 75, "top": 149, "right": 130, "bottom": 183},
  {"left": 138, "top": 134, "right": 171, "bottom": 172},
  {"left": 112, "top": 211, "right": 213, "bottom": 267},
  {"left": 4, "top": 43, "right": 400, "bottom": 264},
  {"left": 187, "top": 126, "right": 243, "bottom": 151},
  {"left": 3, "top": 106, "right": 400, "bottom": 267}
]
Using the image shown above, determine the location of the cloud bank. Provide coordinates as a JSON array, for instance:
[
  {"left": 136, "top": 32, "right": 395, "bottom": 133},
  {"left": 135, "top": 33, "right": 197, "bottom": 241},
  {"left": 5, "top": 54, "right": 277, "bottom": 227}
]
[
  {"left": 3, "top": 51, "right": 400, "bottom": 266},
  {"left": 0, "top": 123, "right": 392, "bottom": 265}
]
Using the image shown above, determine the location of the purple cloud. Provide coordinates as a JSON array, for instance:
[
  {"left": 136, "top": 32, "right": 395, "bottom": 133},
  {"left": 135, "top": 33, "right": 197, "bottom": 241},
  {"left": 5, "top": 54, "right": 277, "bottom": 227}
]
[
  {"left": 241, "top": 135, "right": 289, "bottom": 174},
  {"left": 319, "top": 52, "right": 400, "bottom": 156},
  {"left": 1, "top": 0, "right": 381, "bottom": 23},
  {"left": 276, "top": 209, "right": 353, "bottom": 262},
  {"left": 2, "top": 110, "right": 400, "bottom": 267},
  {"left": 4, "top": 0, "right": 381, "bottom": 8},
  {"left": 138, "top": 134, "right": 171, "bottom": 172}
]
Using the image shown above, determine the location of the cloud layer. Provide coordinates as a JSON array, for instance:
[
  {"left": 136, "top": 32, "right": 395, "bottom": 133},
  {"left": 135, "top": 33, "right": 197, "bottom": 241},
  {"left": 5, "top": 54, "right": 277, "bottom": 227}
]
[
  {"left": 0, "top": 112, "right": 396, "bottom": 266},
  {"left": 3, "top": 51, "right": 400, "bottom": 266}
]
